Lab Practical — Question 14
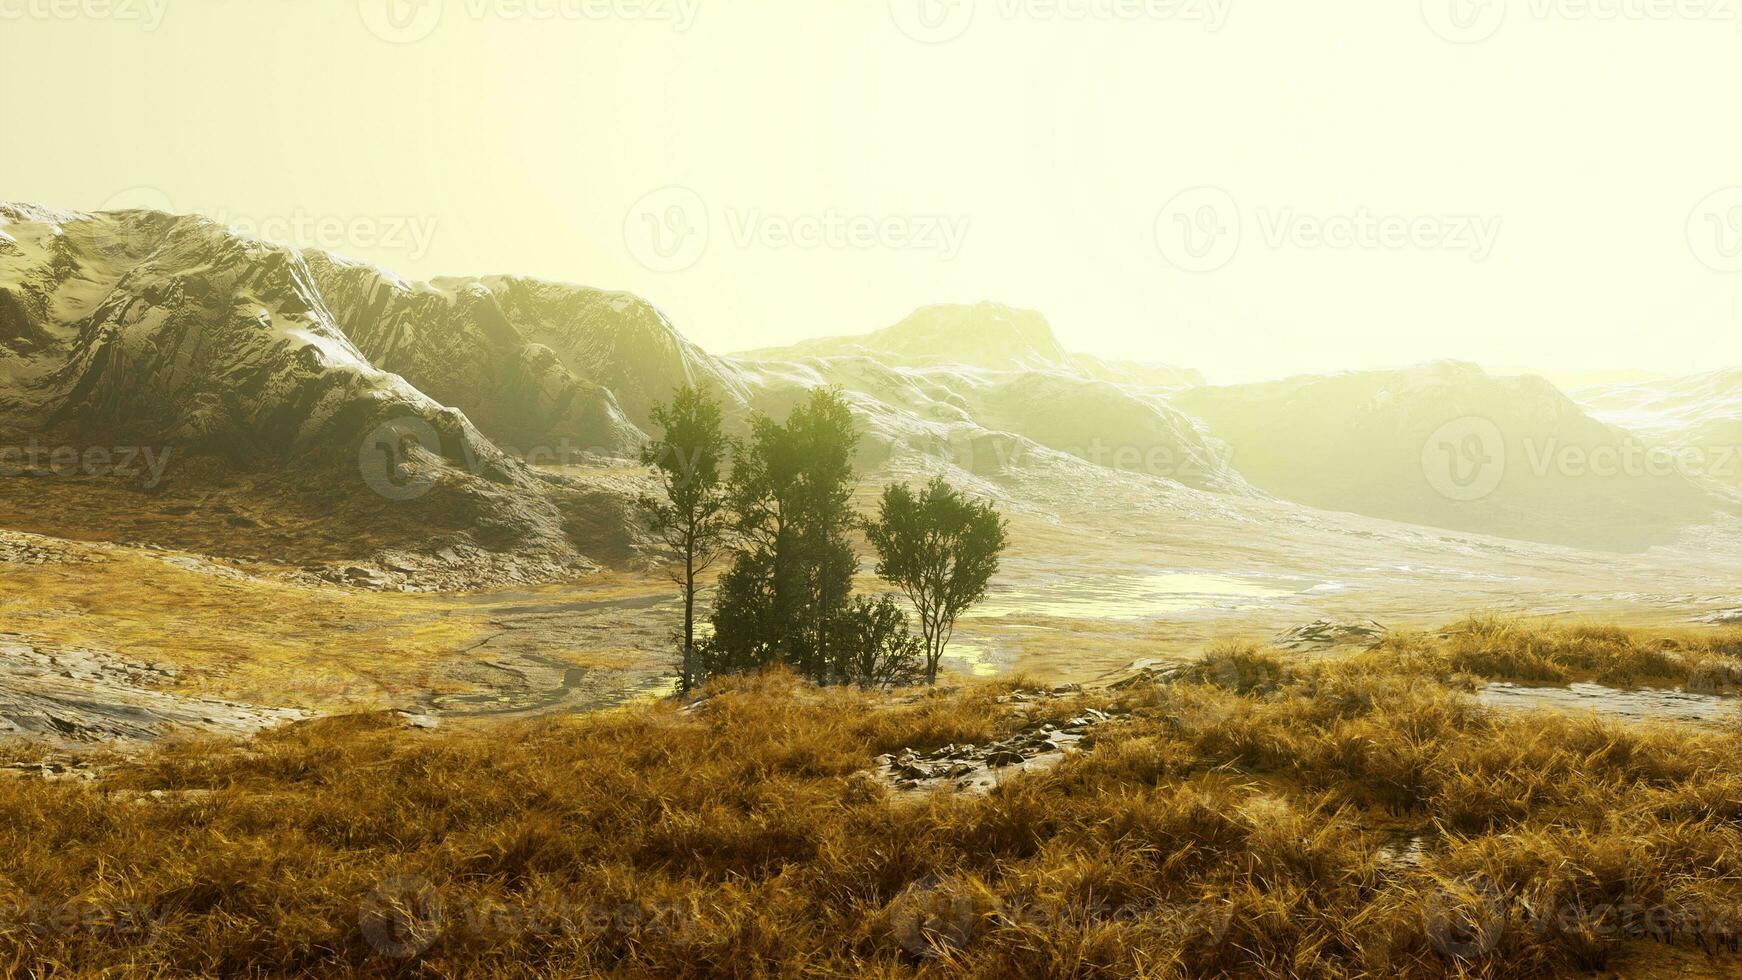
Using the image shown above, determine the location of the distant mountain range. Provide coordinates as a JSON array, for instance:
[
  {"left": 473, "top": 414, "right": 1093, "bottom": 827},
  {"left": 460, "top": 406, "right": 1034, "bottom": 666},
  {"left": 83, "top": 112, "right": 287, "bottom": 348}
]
[{"left": 3, "top": 204, "right": 1736, "bottom": 571}]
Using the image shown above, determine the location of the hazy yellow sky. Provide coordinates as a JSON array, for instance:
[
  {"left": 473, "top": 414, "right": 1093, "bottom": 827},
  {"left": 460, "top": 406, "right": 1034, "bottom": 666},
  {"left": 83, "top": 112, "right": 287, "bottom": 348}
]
[{"left": 3, "top": 0, "right": 1739, "bottom": 382}]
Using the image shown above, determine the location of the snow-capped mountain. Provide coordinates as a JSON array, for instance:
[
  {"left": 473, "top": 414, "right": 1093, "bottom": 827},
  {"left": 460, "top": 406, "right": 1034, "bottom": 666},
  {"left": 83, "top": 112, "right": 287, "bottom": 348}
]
[
  {"left": 1176, "top": 362, "right": 1717, "bottom": 550},
  {"left": 2, "top": 204, "right": 1731, "bottom": 568},
  {"left": 732, "top": 304, "right": 1242, "bottom": 493},
  {"left": 307, "top": 254, "right": 748, "bottom": 456},
  {"left": 1574, "top": 369, "right": 1742, "bottom": 448},
  {"left": 0, "top": 205, "right": 585, "bottom": 577},
  {"left": 739, "top": 301, "right": 1202, "bottom": 388},
  {"left": 1572, "top": 369, "right": 1742, "bottom": 504}
]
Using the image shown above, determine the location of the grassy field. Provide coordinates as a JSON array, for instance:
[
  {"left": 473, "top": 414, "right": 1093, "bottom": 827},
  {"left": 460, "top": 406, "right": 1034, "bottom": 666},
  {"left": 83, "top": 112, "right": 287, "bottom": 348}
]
[
  {"left": 3, "top": 621, "right": 1741, "bottom": 977},
  {"left": 0, "top": 539, "right": 492, "bottom": 709}
]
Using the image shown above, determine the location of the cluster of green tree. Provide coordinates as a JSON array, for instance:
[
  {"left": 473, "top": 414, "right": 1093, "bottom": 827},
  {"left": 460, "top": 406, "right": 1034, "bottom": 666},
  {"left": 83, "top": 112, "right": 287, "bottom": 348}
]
[{"left": 639, "top": 385, "right": 1007, "bottom": 693}]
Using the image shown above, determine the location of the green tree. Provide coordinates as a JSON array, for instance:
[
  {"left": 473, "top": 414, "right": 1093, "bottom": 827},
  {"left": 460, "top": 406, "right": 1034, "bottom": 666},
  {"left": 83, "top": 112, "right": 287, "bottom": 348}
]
[
  {"left": 830, "top": 595, "right": 923, "bottom": 689},
  {"left": 786, "top": 388, "right": 859, "bottom": 681},
  {"left": 638, "top": 385, "right": 734, "bottom": 694},
  {"left": 708, "top": 387, "right": 860, "bottom": 682},
  {"left": 866, "top": 477, "right": 1008, "bottom": 685}
]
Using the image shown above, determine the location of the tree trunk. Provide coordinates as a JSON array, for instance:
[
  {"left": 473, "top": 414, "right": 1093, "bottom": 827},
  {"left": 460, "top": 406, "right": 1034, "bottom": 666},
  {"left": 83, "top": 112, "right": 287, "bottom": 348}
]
[{"left": 682, "top": 557, "right": 696, "bottom": 694}]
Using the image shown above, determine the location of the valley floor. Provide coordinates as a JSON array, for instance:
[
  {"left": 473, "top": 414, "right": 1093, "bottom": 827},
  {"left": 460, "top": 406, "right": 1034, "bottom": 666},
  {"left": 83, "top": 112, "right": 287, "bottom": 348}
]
[
  {"left": 5, "top": 465, "right": 1742, "bottom": 975},
  {"left": 3, "top": 467, "right": 1740, "bottom": 740},
  {"left": 3, "top": 622, "right": 1742, "bottom": 977}
]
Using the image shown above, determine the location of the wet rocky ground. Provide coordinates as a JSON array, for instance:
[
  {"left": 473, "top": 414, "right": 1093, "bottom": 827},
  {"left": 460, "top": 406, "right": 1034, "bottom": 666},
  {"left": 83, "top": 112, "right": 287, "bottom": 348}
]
[
  {"left": 0, "top": 634, "right": 307, "bottom": 745},
  {"left": 872, "top": 687, "right": 1128, "bottom": 795},
  {"left": 1271, "top": 618, "right": 1388, "bottom": 650},
  {"left": 1479, "top": 681, "right": 1739, "bottom": 725}
]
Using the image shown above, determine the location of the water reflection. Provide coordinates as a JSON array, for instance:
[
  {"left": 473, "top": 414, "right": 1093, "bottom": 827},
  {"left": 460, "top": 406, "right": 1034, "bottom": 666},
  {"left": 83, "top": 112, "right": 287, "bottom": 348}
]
[
  {"left": 970, "top": 571, "right": 1316, "bottom": 621},
  {"left": 1480, "top": 681, "right": 1737, "bottom": 724}
]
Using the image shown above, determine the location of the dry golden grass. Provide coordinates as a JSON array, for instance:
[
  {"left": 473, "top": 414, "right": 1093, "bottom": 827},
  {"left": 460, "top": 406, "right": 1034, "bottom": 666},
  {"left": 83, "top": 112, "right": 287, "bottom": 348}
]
[
  {"left": 1371, "top": 615, "right": 1742, "bottom": 691},
  {"left": 2, "top": 623, "right": 1741, "bottom": 977},
  {"left": 0, "top": 546, "right": 492, "bottom": 709}
]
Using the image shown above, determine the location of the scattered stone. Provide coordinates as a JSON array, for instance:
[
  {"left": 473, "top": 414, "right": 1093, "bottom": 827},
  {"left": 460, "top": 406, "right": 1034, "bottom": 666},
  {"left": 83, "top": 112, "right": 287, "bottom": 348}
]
[
  {"left": 1106, "top": 659, "right": 1191, "bottom": 690},
  {"left": 0, "top": 634, "right": 306, "bottom": 745},
  {"left": 866, "top": 686, "right": 1122, "bottom": 796},
  {"left": 1273, "top": 619, "right": 1388, "bottom": 650},
  {"left": 342, "top": 566, "right": 389, "bottom": 585}
]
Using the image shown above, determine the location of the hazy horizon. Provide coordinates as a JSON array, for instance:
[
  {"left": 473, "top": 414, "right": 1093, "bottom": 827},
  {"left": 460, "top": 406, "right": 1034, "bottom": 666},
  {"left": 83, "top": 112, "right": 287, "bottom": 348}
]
[{"left": 5, "top": 1, "right": 1741, "bottom": 383}]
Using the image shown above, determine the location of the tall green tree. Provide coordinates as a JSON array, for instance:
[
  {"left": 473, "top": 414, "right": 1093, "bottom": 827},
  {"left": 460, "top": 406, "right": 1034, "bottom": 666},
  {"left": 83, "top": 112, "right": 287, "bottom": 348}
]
[
  {"left": 638, "top": 385, "right": 734, "bottom": 693},
  {"left": 786, "top": 388, "right": 859, "bottom": 681},
  {"left": 830, "top": 594, "right": 923, "bottom": 689},
  {"left": 708, "top": 387, "right": 860, "bottom": 682},
  {"left": 866, "top": 477, "right": 1008, "bottom": 685}
]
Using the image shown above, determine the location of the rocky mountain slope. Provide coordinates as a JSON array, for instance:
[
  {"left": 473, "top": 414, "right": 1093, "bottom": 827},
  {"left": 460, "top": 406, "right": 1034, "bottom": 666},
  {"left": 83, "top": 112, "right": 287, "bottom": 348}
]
[
  {"left": 0, "top": 205, "right": 602, "bottom": 582},
  {"left": 734, "top": 303, "right": 1242, "bottom": 493},
  {"left": 739, "top": 301, "right": 1202, "bottom": 388},
  {"left": 306, "top": 254, "right": 748, "bottom": 457},
  {"left": 1573, "top": 369, "right": 1742, "bottom": 445},
  {"left": 4, "top": 204, "right": 1733, "bottom": 570},
  {"left": 1175, "top": 362, "right": 1719, "bottom": 550},
  {"left": 1573, "top": 370, "right": 1742, "bottom": 503}
]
